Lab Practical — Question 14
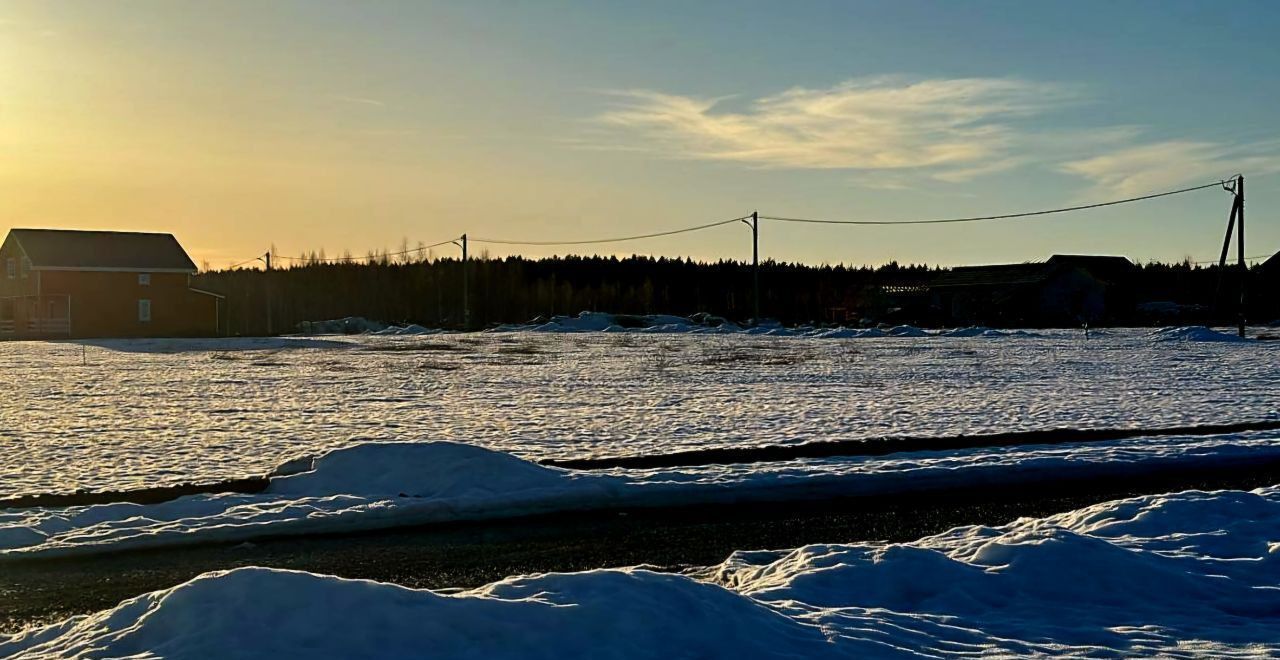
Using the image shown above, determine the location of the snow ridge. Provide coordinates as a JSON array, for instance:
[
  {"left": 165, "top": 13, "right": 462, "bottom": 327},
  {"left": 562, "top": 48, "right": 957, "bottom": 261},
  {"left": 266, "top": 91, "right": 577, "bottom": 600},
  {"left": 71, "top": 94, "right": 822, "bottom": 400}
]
[{"left": 5, "top": 487, "right": 1280, "bottom": 659}]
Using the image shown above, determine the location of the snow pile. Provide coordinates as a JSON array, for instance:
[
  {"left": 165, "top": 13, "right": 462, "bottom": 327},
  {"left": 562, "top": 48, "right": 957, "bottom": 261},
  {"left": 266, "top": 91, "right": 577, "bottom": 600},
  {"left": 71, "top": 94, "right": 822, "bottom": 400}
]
[
  {"left": 266, "top": 442, "right": 605, "bottom": 499},
  {"left": 503, "top": 312, "right": 1041, "bottom": 339},
  {"left": 6, "top": 487, "right": 1280, "bottom": 658},
  {"left": 0, "top": 567, "right": 839, "bottom": 660},
  {"left": 1148, "top": 326, "right": 1249, "bottom": 343},
  {"left": 938, "top": 326, "right": 1037, "bottom": 338},
  {"left": 297, "top": 317, "right": 388, "bottom": 334},
  {"left": 6, "top": 432, "right": 1280, "bottom": 559},
  {"left": 371, "top": 323, "right": 440, "bottom": 336},
  {"left": 706, "top": 486, "right": 1280, "bottom": 657},
  {"left": 0, "top": 443, "right": 623, "bottom": 559},
  {"left": 298, "top": 317, "right": 447, "bottom": 335}
]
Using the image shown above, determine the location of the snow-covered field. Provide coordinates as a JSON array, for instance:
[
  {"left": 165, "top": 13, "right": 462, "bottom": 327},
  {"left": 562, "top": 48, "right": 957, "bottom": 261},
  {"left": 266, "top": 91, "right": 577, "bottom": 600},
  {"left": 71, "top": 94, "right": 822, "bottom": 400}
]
[
  {"left": 5, "top": 486, "right": 1279, "bottom": 659},
  {"left": 4, "top": 323, "right": 1280, "bottom": 657},
  {"left": 1, "top": 325, "right": 1276, "bottom": 499}
]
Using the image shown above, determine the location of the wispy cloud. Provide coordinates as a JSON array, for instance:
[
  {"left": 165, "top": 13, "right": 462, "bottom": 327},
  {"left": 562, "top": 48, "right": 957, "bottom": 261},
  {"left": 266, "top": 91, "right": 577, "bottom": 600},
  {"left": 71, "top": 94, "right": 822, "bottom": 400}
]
[
  {"left": 592, "top": 76, "right": 1081, "bottom": 180},
  {"left": 1061, "top": 140, "right": 1280, "bottom": 196},
  {"left": 330, "top": 95, "right": 386, "bottom": 107},
  {"left": 588, "top": 76, "right": 1278, "bottom": 194}
]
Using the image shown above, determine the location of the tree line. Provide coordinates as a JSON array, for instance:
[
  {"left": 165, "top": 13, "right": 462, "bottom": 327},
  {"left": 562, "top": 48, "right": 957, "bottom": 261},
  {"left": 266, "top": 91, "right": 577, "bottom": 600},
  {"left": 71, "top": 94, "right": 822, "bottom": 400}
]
[{"left": 192, "top": 254, "right": 1275, "bottom": 335}]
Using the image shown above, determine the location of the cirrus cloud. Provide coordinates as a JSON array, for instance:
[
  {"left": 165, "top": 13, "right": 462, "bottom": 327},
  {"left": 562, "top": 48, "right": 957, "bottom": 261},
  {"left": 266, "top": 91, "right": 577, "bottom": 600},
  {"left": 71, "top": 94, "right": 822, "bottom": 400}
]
[
  {"left": 588, "top": 76, "right": 1277, "bottom": 195},
  {"left": 592, "top": 76, "right": 1082, "bottom": 179}
]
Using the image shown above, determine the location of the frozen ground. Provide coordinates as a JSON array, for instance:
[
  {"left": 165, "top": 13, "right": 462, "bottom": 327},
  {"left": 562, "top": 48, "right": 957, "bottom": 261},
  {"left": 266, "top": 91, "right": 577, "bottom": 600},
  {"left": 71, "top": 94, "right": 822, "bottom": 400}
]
[
  {"left": 5, "top": 486, "right": 1278, "bottom": 659},
  {"left": 1, "top": 326, "right": 1276, "bottom": 499}
]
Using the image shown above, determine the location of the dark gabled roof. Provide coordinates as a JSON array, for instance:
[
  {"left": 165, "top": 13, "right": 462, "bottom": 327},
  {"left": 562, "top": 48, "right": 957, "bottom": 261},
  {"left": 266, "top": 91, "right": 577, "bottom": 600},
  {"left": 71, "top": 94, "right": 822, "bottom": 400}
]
[
  {"left": 6, "top": 229, "right": 198, "bottom": 272},
  {"left": 1260, "top": 251, "right": 1280, "bottom": 275},
  {"left": 1046, "top": 254, "right": 1134, "bottom": 281}
]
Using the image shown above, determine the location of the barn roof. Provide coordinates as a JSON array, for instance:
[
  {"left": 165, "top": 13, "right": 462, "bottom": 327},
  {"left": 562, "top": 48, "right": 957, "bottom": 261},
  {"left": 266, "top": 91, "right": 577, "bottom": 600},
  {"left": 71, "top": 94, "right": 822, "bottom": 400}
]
[{"left": 5, "top": 229, "right": 198, "bottom": 272}]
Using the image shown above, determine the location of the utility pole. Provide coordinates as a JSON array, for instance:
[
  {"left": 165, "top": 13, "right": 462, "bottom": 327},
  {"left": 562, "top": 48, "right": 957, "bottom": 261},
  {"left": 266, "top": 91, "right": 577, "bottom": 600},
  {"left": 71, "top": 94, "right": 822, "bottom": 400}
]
[
  {"left": 742, "top": 211, "right": 759, "bottom": 325},
  {"left": 1237, "top": 174, "right": 1246, "bottom": 338},
  {"left": 452, "top": 235, "right": 469, "bottom": 330},
  {"left": 1215, "top": 175, "right": 1247, "bottom": 338},
  {"left": 264, "top": 250, "right": 273, "bottom": 336}
]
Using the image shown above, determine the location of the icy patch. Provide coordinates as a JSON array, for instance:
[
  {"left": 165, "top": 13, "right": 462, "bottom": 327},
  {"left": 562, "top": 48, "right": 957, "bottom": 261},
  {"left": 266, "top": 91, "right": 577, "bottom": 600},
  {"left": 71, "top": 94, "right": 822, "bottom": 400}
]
[
  {"left": 6, "top": 488, "right": 1280, "bottom": 658},
  {"left": 6, "top": 432, "right": 1280, "bottom": 559},
  {"left": 1149, "top": 326, "right": 1250, "bottom": 343}
]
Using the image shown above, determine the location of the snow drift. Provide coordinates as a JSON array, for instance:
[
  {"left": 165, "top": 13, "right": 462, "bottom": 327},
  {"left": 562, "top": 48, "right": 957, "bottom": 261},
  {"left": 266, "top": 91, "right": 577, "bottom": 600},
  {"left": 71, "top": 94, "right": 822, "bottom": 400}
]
[
  {"left": 1148, "top": 325, "right": 1251, "bottom": 342},
  {"left": 5, "top": 487, "right": 1279, "bottom": 659},
  {"left": 5, "top": 432, "right": 1280, "bottom": 559}
]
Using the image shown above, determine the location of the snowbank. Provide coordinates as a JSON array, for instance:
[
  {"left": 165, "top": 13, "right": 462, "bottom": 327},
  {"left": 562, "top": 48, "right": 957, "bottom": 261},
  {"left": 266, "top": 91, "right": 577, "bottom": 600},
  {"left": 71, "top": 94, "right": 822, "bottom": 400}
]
[
  {"left": 496, "top": 311, "right": 1040, "bottom": 339},
  {"left": 297, "top": 317, "right": 446, "bottom": 336},
  {"left": 297, "top": 316, "right": 388, "bottom": 334},
  {"left": 5, "top": 432, "right": 1280, "bottom": 559},
  {"left": 6, "top": 487, "right": 1279, "bottom": 658},
  {"left": 1, "top": 567, "right": 838, "bottom": 660},
  {"left": 1148, "top": 326, "right": 1249, "bottom": 343},
  {"left": 0, "top": 443, "right": 624, "bottom": 558}
]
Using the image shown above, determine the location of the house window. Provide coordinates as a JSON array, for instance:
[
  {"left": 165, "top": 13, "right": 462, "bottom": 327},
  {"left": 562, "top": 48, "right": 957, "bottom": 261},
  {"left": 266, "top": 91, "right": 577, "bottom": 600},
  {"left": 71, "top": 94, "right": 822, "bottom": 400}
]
[
  {"left": 20, "top": 257, "right": 29, "bottom": 279},
  {"left": 138, "top": 299, "right": 152, "bottom": 322},
  {"left": 5, "top": 258, "right": 13, "bottom": 279},
  {"left": 138, "top": 273, "right": 151, "bottom": 286}
]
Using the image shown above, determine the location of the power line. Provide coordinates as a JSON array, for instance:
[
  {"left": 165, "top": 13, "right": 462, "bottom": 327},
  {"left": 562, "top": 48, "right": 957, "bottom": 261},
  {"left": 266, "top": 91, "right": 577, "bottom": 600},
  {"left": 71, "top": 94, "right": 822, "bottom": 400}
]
[
  {"left": 470, "top": 216, "right": 749, "bottom": 246},
  {"left": 273, "top": 237, "right": 460, "bottom": 264},
  {"left": 1182, "top": 254, "right": 1270, "bottom": 266},
  {"left": 226, "top": 255, "right": 265, "bottom": 270},
  {"left": 759, "top": 180, "right": 1229, "bottom": 226}
]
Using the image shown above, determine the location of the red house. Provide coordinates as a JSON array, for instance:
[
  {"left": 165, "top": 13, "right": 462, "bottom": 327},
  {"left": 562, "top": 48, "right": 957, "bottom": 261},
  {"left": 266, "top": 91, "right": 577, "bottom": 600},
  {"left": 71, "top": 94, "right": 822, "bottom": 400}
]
[{"left": 0, "top": 229, "right": 223, "bottom": 339}]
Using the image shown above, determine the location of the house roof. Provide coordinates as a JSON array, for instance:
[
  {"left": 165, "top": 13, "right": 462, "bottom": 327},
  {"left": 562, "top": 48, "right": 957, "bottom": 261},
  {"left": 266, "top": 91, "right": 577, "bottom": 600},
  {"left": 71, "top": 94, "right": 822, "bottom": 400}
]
[
  {"left": 931, "top": 262, "right": 1048, "bottom": 288},
  {"left": 1260, "top": 251, "right": 1280, "bottom": 275},
  {"left": 931, "top": 254, "right": 1134, "bottom": 289},
  {"left": 1045, "top": 254, "right": 1135, "bottom": 281},
  {"left": 6, "top": 229, "right": 198, "bottom": 273}
]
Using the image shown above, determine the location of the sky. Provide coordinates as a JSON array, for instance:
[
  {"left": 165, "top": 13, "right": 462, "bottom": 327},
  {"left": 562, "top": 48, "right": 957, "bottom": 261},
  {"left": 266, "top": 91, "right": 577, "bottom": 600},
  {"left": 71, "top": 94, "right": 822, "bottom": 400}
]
[{"left": 2, "top": 0, "right": 1278, "bottom": 269}]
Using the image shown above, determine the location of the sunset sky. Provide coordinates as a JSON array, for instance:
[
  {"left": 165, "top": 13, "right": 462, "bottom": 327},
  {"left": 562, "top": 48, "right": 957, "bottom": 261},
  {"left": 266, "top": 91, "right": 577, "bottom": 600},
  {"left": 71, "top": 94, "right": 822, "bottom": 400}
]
[{"left": 3, "top": 0, "right": 1278, "bottom": 269}]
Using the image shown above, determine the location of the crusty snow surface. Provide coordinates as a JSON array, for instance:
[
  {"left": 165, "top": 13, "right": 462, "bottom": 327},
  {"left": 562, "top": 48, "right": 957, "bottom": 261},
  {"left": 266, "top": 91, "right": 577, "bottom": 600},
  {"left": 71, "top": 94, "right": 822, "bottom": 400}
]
[
  {"left": 4, "top": 487, "right": 1279, "bottom": 659},
  {"left": 2, "top": 326, "right": 1276, "bottom": 499}
]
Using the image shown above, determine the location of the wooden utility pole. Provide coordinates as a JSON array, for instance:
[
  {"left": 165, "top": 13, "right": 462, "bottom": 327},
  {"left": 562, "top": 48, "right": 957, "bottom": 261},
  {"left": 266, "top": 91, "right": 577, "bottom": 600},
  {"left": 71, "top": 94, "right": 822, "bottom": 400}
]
[
  {"left": 264, "top": 250, "right": 273, "bottom": 336},
  {"left": 1215, "top": 175, "right": 1247, "bottom": 338},
  {"left": 752, "top": 210, "right": 760, "bottom": 324},
  {"left": 742, "top": 212, "right": 759, "bottom": 324},
  {"left": 1237, "top": 175, "right": 1246, "bottom": 338},
  {"left": 456, "top": 234, "right": 469, "bottom": 330}
]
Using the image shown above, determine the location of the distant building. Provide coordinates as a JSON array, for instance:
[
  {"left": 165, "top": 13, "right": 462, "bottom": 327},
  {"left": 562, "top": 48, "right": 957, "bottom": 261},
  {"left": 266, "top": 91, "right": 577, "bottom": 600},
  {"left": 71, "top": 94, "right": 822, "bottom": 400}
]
[
  {"left": 0, "top": 229, "right": 223, "bottom": 338},
  {"left": 928, "top": 254, "right": 1136, "bottom": 326},
  {"left": 1258, "top": 251, "right": 1280, "bottom": 321}
]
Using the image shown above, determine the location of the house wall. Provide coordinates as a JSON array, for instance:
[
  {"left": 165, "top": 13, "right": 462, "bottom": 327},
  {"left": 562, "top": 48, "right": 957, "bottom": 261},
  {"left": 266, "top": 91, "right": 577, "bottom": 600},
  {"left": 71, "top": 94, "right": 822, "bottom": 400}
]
[
  {"left": 34, "top": 270, "right": 219, "bottom": 338},
  {"left": 0, "top": 235, "right": 38, "bottom": 298}
]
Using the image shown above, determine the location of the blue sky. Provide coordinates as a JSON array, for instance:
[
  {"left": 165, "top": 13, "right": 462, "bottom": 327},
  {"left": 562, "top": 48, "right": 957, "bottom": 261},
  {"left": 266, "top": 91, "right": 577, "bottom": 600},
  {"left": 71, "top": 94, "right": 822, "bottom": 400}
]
[{"left": 2, "top": 0, "right": 1277, "bottom": 267}]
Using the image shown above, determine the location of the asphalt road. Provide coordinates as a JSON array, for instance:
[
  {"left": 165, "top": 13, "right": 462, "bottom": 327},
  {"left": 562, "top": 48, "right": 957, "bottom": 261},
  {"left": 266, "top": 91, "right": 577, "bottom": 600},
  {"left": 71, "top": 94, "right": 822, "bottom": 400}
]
[{"left": 4, "top": 459, "right": 1280, "bottom": 635}]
